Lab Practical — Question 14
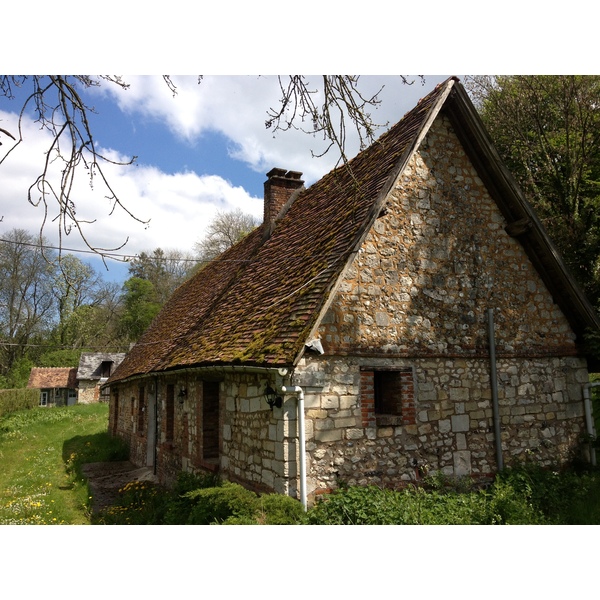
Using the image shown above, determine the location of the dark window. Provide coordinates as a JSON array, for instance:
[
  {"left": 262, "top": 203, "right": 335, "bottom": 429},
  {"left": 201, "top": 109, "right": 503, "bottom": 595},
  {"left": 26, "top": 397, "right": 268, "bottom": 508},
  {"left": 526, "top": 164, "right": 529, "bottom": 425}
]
[
  {"left": 138, "top": 385, "right": 145, "bottom": 434},
  {"left": 166, "top": 384, "right": 175, "bottom": 442},
  {"left": 203, "top": 381, "right": 220, "bottom": 459},
  {"left": 374, "top": 371, "right": 403, "bottom": 416},
  {"left": 361, "top": 367, "right": 416, "bottom": 427},
  {"left": 100, "top": 361, "right": 113, "bottom": 377}
]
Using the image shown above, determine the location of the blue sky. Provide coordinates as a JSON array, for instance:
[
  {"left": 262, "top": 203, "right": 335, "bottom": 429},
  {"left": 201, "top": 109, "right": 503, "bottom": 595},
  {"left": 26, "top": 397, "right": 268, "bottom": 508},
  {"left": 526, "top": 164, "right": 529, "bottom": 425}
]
[{"left": 0, "top": 75, "right": 451, "bottom": 283}]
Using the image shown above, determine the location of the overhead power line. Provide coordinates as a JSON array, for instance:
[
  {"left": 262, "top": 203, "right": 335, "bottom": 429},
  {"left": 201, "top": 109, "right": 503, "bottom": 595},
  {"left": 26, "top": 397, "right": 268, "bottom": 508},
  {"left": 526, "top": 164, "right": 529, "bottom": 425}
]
[{"left": 0, "top": 237, "right": 250, "bottom": 264}]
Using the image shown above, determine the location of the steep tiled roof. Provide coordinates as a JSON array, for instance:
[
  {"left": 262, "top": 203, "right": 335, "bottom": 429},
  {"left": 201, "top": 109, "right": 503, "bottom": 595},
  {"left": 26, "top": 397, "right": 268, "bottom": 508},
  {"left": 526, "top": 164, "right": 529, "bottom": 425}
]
[
  {"left": 27, "top": 367, "right": 78, "bottom": 389},
  {"left": 109, "top": 78, "right": 455, "bottom": 384},
  {"left": 109, "top": 76, "right": 600, "bottom": 384}
]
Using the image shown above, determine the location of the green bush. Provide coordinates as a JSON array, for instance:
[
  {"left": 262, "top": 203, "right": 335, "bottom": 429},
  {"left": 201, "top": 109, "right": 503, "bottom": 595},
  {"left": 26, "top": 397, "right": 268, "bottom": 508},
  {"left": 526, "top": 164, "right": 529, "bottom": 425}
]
[
  {"left": 255, "top": 494, "right": 306, "bottom": 525},
  {"left": 306, "top": 485, "right": 421, "bottom": 525},
  {"left": 93, "top": 463, "right": 600, "bottom": 525},
  {"left": 163, "top": 472, "right": 222, "bottom": 524},
  {"left": 187, "top": 481, "right": 259, "bottom": 524},
  {"left": 0, "top": 388, "right": 39, "bottom": 418}
]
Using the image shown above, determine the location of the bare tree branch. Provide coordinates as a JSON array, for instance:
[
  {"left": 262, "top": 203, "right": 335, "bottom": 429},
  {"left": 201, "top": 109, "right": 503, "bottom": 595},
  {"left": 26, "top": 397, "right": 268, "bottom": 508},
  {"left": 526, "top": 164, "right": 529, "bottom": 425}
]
[{"left": 0, "top": 75, "right": 148, "bottom": 264}]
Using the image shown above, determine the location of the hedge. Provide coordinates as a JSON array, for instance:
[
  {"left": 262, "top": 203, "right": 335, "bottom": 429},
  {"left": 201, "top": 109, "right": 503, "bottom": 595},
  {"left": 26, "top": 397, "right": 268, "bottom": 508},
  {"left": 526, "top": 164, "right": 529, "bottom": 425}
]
[{"left": 0, "top": 389, "right": 39, "bottom": 419}]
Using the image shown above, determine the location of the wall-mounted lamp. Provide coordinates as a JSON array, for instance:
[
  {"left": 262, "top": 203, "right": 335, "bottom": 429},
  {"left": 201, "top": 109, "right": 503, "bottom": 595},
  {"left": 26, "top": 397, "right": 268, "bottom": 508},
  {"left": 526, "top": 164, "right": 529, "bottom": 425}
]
[
  {"left": 178, "top": 387, "right": 187, "bottom": 404},
  {"left": 264, "top": 385, "right": 282, "bottom": 410}
]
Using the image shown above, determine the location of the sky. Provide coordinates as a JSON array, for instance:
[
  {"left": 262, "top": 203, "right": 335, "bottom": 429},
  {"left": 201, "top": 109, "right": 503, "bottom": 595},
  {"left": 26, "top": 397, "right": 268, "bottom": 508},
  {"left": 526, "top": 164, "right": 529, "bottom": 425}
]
[{"left": 0, "top": 75, "right": 454, "bottom": 283}]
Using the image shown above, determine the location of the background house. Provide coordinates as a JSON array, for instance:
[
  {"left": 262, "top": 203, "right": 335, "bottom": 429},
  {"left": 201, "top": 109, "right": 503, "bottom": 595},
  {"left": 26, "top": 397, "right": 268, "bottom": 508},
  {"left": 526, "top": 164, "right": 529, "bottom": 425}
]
[
  {"left": 106, "top": 78, "right": 600, "bottom": 506},
  {"left": 27, "top": 367, "right": 78, "bottom": 407},
  {"left": 77, "top": 353, "right": 126, "bottom": 404}
]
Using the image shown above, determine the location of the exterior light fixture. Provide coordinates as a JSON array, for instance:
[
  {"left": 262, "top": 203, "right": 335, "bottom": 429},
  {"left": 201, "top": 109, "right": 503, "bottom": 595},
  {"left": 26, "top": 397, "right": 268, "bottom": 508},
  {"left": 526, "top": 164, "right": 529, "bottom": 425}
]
[
  {"left": 178, "top": 387, "right": 187, "bottom": 403},
  {"left": 264, "top": 385, "right": 282, "bottom": 410}
]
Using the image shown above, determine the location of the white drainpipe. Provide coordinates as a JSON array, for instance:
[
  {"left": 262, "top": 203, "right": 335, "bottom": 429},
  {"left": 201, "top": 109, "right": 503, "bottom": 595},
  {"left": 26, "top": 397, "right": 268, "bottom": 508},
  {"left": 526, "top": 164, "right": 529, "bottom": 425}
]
[
  {"left": 583, "top": 382, "right": 600, "bottom": 467},
  {"left": 281, "top": 385, "right": 307, "bottom": 511}
]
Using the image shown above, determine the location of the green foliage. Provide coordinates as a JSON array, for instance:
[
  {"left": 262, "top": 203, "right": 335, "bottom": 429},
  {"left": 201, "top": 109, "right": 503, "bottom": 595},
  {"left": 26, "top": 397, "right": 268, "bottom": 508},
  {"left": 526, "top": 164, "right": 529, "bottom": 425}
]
[
  {"left": 306, "top": 466, "right": 600, "bottom": 525},
  {"left": 37, "top": 349, "right": 83, "bottom": 367},
  {"left": 0, "top": 388, "right": 39, "bottom": 417},
  {"left": 127, "top": 248, "right": 193, "bottom": 305},
  {"left": 255, "top": 493, "right": 307, "bottom": 525},
  {"left": 186, "top": 481, "right": 259, "bottom": 525},
  {"left": 162, "top": 471, "right": 222, "bottom": 524},
  {"left": 468, "top": 75, "right": 600, "bottom": 308},
  {"left": 119, "top": 277, "right": 162, "bottom": 341},
  {"left": 88, "top": 462, "right": 600, "bottom": 525},
  {"left": 0, "top": 357, "right": 35, "bottom": 389}
]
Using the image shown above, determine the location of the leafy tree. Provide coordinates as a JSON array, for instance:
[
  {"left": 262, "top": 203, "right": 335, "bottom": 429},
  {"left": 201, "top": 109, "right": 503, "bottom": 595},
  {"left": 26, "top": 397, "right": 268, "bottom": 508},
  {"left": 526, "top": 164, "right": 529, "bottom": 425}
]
[
  {"left": 37, "top": 349, "right": 82, "bottom": 368},
  {"left": 194, "top": 208, "right": 259, "bottom": 264},
  {"left": 128, "top": 248, "right": 194, "bottom": 304},
  {"left": 52, "top": 254, "right": 102, "bottom": 344},
  {"left": 118, "top": 277, "right": 162, "bottom": 341},
  {"left": 467, "top": 75, "right": 600, "bottom": 309},
  {"left": 0, "top": 229, "right": 57, "bottom": 379}
]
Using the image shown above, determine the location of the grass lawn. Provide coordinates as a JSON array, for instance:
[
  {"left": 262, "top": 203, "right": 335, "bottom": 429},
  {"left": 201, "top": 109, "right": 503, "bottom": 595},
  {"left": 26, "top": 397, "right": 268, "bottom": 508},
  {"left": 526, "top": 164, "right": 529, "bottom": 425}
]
[{"left": 0, "top": 403, "right": 126, "bottom": 525}]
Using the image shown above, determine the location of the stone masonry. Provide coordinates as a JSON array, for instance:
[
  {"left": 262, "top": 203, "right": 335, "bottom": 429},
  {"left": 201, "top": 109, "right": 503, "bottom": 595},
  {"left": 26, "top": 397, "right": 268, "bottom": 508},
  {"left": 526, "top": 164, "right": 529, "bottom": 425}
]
[{"left": 293, "top": 115, "right": 588, "bottom": 497}]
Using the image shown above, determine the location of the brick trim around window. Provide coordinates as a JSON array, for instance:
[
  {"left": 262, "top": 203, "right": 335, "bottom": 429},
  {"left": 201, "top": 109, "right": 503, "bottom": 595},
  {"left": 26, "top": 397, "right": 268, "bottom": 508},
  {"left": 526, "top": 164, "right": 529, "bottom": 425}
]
[{"left": 360, "top": 367, "right": 416, "bottom": 427}]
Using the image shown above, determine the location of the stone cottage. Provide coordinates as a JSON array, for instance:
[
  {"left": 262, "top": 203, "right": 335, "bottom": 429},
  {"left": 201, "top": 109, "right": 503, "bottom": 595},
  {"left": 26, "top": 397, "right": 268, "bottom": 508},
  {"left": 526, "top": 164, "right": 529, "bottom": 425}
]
[
  {"left": 77, "top": 353, "right": 126, "bottom": 404},
  {"left": 105, "top": 77, "right": 600, "bottom": 507}
]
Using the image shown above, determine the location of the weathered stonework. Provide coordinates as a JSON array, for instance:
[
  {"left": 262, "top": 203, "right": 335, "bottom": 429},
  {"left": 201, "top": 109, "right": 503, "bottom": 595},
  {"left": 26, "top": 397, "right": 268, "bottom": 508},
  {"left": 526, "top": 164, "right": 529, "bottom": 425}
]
[
  {"left": 292, "top": 354, "right": 586, "bottom": 496},
  {"left": 296, "top": 116, "right": 589, "bottom": 497},
  {"left": 77, "top": 380, "right": 100, "bottom": 404}
]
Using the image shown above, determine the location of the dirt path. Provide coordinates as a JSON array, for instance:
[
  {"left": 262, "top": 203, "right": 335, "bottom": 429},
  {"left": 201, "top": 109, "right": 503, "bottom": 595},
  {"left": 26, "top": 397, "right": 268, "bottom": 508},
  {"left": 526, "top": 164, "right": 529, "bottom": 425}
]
[{"left": 82, "top": 461, "right": 157, "bottom": 514}]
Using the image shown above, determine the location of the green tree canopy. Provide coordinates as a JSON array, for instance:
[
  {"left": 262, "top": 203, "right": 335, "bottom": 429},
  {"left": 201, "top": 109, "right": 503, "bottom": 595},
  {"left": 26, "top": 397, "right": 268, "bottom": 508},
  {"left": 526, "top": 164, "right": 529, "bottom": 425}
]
[{"left": 119, "top": 277, "right": 162, "bottom": 342}]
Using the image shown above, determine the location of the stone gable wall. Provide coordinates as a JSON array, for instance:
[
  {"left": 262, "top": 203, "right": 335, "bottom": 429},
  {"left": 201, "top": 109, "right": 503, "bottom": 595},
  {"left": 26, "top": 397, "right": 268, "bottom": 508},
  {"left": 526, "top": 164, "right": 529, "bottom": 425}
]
[
  {"left": 299, "top": 114, "right": 589, "bottom": 497},
  {"left": 78, "top": 380, "right": 99, "bottom": 404},
  {"left": 319, "top": 115, "right": 577, "bottom": 357}
]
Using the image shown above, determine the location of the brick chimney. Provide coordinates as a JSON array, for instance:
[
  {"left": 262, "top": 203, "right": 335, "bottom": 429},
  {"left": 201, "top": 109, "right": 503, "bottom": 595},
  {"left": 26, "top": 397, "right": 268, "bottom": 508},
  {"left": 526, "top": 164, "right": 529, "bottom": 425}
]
[{"left": 263, "top": 168, "right": 304, "bottom": 230}]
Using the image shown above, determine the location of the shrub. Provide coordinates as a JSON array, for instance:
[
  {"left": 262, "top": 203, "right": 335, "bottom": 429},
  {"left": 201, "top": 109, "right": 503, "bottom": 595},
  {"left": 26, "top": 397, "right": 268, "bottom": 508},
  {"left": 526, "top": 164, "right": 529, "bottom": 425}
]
[
  {"left": 307, "top": 486, "right": 418, "bottom": 525},
  {"left": 255, "top": 494, "right": 306, "bottom": 525},
  {"left": 186, "top": 482, "right": 259, "bottom": 524},
  {"left": 0, "top": 389, "right": 39, "bottom": 419},
  {"left": 163, "top": 472, "right": 222, "bottom": 525}
]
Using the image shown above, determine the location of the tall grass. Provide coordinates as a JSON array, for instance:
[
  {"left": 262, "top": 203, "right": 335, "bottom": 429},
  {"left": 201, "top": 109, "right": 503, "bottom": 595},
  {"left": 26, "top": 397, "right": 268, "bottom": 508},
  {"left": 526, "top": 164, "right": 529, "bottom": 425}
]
[{"left": 0, "top": 403, "right": 127, "bottom": 525}]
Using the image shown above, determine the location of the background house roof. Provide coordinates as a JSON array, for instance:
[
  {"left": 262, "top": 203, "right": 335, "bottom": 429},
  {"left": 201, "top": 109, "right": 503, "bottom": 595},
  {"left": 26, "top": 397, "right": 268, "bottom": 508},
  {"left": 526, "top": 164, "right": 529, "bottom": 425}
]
[
  {"left": 109, "top": 77, "right": 600, "bottom": 384},
  {"left": 27, "top": 367, "right": 78, "bottom": 389},
  {"left": 77, "top": 353, "right": 126, "bottom": 380}
]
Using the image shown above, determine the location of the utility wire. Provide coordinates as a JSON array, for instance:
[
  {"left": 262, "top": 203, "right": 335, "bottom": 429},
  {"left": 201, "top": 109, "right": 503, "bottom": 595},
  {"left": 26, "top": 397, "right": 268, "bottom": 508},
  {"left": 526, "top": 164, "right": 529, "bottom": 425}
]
[{"left": 0, "top": 237, "right": 251, "bottom": 264}]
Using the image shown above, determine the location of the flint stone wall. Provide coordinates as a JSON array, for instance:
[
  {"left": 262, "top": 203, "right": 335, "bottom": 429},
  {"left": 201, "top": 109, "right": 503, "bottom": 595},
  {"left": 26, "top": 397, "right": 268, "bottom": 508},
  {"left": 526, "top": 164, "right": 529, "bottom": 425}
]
[{"left": 293, "top": 354, "right": 587, "bottom": 496}]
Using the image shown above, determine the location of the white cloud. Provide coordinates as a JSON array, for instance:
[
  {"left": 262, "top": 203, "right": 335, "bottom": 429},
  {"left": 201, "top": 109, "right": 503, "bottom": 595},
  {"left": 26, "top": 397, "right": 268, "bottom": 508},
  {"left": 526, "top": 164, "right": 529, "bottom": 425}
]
[
  {"left": 0, "top": 107, "right": 262, "bottom": 261},
  {"left": 92, "top": 75, "right": 452, "bottom": 183}
]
